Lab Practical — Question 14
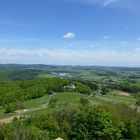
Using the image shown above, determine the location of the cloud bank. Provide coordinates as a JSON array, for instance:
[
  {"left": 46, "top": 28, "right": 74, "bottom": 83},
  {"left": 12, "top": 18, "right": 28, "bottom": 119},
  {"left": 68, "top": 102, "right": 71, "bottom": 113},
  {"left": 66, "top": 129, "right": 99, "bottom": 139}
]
[{"left": 0, "top": 47, "right": 140, "bottom": 67}]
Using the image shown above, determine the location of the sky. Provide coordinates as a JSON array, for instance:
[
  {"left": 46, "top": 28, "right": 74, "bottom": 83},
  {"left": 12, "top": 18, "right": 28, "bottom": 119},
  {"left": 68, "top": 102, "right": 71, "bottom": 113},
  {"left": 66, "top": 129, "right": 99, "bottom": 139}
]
[{"left": 0, "top": 0, "right": 140, "bottom": 67}]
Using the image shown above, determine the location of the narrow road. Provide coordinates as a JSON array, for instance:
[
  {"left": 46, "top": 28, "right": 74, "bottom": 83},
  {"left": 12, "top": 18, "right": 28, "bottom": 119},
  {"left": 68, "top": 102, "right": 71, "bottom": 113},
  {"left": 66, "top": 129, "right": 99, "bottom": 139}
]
[{"left": 0, "top": 93, "right": 56, "bottom": 124}]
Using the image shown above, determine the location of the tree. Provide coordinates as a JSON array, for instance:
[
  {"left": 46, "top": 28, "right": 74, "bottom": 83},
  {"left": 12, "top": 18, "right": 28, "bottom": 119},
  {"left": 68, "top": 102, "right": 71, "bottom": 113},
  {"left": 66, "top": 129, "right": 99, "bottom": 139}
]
[
  {"left": 75, "top": 83, "right": 92, "bottom": 95},
  {"left": 5, "top": 103, "right": 14, "bottom": 113},
  {"left": 136, "top": 98, "right": 140, "bottom": 106},
  {"left": 0, "top": 128, "right": 4, "bottom": 140},
  {"left": 80, "top": 97, "right": 89, "bottom": 105},
  {"left": 122, "top": 119, "right": 137, "bottom": 139},
  {"left": 71, "top": 106, "right": 117, "bottom": 140},
  {"left": 49, "top": 98, "right": 58, "bottom": 108}
]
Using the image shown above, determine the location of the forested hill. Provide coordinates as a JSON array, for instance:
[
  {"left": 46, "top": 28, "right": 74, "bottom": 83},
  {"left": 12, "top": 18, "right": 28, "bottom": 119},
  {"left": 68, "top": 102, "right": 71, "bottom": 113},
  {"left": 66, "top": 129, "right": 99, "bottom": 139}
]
[
  {"left": 0, "top": 64, "right": 140, "bottom": 71},
  {"left": 0, "top": 64, "right": 140, "bottom": 81}
]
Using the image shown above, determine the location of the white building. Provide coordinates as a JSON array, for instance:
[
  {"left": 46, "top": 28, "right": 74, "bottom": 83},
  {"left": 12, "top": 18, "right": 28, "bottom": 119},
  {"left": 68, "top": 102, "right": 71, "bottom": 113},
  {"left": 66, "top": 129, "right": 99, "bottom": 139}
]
[
  {"left": 67, "top": 83, "right": 75, "bottom": 89},
  {"left": 55, "top": 137, "right": 64, "bottom": 140}
]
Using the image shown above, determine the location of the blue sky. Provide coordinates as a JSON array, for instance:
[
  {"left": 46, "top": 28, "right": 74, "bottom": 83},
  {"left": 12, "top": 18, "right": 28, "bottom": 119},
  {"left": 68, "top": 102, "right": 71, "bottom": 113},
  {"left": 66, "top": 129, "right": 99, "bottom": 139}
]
[{"left": 0, "top": 0, "right": 140, "bottom": 66}]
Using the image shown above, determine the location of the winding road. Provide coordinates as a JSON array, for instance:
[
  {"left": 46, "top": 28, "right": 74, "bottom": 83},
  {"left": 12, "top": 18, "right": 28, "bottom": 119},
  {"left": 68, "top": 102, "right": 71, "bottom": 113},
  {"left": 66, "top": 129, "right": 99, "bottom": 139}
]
[{"left": 0, "top": 93, "right": 56, "bottom": 124}]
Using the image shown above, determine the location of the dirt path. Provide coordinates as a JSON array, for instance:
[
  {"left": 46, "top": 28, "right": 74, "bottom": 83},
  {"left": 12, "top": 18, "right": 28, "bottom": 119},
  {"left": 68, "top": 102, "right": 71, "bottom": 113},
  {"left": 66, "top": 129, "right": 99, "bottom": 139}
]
[
  {"left": 117, "top": 91, "right": 130, "bottom": 96},
  {"left": 0, "top": 93, "right": 56, "bottom": 124},
  {"left": 0, "top": 115, "right": 21, "bottom": 124}
]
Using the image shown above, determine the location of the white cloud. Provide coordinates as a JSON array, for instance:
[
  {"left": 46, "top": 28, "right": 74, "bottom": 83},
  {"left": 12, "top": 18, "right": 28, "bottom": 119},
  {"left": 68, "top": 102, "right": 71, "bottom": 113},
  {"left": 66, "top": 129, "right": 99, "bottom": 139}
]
[
  {"left": 68, "top": 0, "right": 117, "bottom": 6},
  {"left": 0, "top": 37, "right": 140, "bottom": 67},
  {"left": 60, "top": 0, "right": 139, "bottom": 11},
  {"left": 63, "top": 32, "right": 76, "bottom": 39},
  {"left": 103, "top": 36, "right": 111, "bottom": 39},
  {"left": 103, "top": 0, "right": 116, "bottom": 7},
  {"left": 136, "top": 37, "right": 140, "bottom": 41}
]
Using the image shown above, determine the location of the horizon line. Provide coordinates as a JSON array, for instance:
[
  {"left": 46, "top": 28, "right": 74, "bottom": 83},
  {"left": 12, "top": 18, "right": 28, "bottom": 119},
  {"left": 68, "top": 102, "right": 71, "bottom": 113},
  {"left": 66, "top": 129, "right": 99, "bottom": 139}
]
[{"left": 0, "top": 63, "right": 140, "bottom": 68}]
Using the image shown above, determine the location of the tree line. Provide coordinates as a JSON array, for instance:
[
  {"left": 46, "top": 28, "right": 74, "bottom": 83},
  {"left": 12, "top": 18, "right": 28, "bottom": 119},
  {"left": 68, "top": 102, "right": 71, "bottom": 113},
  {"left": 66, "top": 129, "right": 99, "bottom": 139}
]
[{"left": 0, "top": 77, "right": 92, "bottom": 112}]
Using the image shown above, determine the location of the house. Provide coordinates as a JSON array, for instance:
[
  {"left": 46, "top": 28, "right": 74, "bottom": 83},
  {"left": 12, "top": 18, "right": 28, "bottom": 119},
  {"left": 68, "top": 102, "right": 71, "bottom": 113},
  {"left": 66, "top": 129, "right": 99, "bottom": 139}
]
[
  {"left": 64, "top": 83, "right": 76, "bottom": 91},
  {"left": 67, "top": 83, "right": 75, "bottom": 89},
  {"left": 96, "top": 89, "right": 103, "bottom": 94},
  {"left": 55, "top": 137, "right": 64, "bottom": 140}
]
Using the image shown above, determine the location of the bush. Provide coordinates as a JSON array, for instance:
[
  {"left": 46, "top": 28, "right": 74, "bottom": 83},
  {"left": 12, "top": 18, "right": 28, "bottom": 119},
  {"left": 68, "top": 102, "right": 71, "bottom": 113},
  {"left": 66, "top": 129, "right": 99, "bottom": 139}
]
[
  {"left": 136, "top": 98, "right": 140, "bottom": 106},
  {"left": 49, "top": 98, "right": 58, "bottom": 108},
  {"left": 80, "top": 97, "right": 89, "bottom": 105},
  {"left": 5, "top": 103, "right": 15, "bottom": 113}
]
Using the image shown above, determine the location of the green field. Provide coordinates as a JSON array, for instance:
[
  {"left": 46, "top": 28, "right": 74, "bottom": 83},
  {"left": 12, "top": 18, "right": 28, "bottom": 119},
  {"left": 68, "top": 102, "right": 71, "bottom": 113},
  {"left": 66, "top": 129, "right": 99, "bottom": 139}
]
[
  {"left": 24, "top": 91, "right": 137, "bottom": 116},
  {"left": 25, "top": 92, "right": 85, "bottom": 116},
  {"left": 93, "top": 94, "right": 136, "bottom": 105},
  {"left": 0, "top": 90, "right": 137, "bottom": 119},
  {"left": 23, "top": 94, "right": 49, "bottom": 108}
]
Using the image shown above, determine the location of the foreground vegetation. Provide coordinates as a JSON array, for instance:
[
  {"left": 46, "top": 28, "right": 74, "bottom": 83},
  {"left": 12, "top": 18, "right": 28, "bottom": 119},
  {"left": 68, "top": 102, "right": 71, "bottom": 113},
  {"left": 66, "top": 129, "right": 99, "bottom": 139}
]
[
  {"left": 0, "top": 103, "right": 140, "bottom": 140},
  {"left": 0, "top": 64, "right": 140, "bottom": 139}
]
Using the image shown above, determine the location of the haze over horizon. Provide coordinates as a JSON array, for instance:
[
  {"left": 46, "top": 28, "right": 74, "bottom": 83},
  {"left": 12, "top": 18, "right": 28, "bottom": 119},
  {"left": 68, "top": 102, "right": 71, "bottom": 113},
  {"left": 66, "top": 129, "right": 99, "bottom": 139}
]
[{"left": 0, "top": 0, "right": 140, "bottom": 67}]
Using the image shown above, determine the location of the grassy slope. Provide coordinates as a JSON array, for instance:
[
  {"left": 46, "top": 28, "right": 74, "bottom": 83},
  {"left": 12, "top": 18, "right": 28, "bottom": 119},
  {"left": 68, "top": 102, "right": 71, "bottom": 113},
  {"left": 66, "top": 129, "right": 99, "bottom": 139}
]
[
  {"left": 25, "top": 91, "right": 137, "bottom": 116},
  {"left": 0, "top": 94, "right": 50, "bottom": 119},
  {"left": 23, "top": 94, "right": 49, "bottom": 108},
  {"left": 25, "top": 92, "right": 85, "bottom": 116},
  {"left": 0, "top": 91, "right": 137, "bottom": 119},
  {"left": 94, "top": 94, "right": 136, "bottom": 105}
]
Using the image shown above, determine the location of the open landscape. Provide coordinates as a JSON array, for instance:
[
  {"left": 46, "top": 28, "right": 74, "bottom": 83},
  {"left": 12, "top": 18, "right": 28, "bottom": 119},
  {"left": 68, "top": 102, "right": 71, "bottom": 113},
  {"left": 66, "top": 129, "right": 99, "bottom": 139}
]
[
  {"left": 1, "top": 0, "right": 140, "bottom": 139},
  {"left": 0, "top": 65, "right": 140, "bottom": 139}
]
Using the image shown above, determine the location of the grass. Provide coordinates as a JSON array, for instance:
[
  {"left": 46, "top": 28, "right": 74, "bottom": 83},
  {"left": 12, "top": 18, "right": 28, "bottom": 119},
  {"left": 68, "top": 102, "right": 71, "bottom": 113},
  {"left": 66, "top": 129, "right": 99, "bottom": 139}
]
[
  {"left": 79, "top": 71, "right": 102, "bottom": 80},
  {"left": 52, "top": 92, "right": 84, "bottom": 103},
  {"left": 89, "top": 90, "right": 136, "bottom": 105},
  {"left": 25, "top": 91, "right": 137, "bottom": 117},
  {"left": 23, "top": 94, "right": 49, "bottom": 108},
  {"left": 25, "top": 92, "right": 85, "bottom": 116},
  {"left": 0, "top": 91, "right": 137, "bottom": 119},
  {"left": 0, "top": 94, "right": 50, "bottom": 119},
  {"left": 25, "top": 108, "right": 58, "bottom": 116},
  {"left": 0, "top": 106, "right": 16, "bottom": 119}
]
